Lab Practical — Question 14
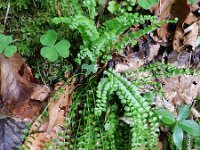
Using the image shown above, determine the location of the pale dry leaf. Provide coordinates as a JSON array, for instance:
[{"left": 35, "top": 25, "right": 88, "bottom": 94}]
[
  {"left": 115, "top": 44, "right": 160, "bottom": 73},
  {"left": 159, "top": 75, "right": 200, "bottom": 117},
  {"left": 31, "top": 84, "right": 50, "bottom": 101},
  {"left": 24, "top": 133, "right": 49, "bottom": 150},
  {"left": 173, "top": 26, "right": 184, "bottom": 51},
  {"left": 183, "top": 12, "right": 198, "bottom": 27},
  {"left": 115, "top": 57, "right": 144, "bottom": 73},
  {"left": 183, "top": 22, "right": 199, "bottom": 50},
  {"left": 47, "top": 100, "right": 60, "bottom": 133},
  {"left": 47, "top": 81, "right": 74, "bottom": 133}
]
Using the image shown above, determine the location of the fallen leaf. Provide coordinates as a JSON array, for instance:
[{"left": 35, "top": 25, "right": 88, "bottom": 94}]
[
  {"left": 24, "top": 133, "right": 49, "bottom": 150},
  {"left": 23, "top": 79, "right": 75, "bottom": 149},
  {"left": 159, "top": 75, "right": 200, "bottom": 117},
  {"left": 0, "top": 53, "right": 49, "bottom": 120},
  {"left": 173, "top": 26, "right": 184, "bottom": 51},
  {"left": 0, "top": 117, "right": 26, "bottom": 150},
  {"left": 47, "top": 81, "right": 74, "bottom": 132},
  {"left": 151, "top": 0, "right": 191, "bottom": 45},
  {"left": 183, "top": 22, "right": 199, "bottom": 50},
  {"left": 183, "top": 12, "right": 198, "bottom": 26},
  {"left": 167, "top": 49, "right": 192, "bottom": 68},
  {"left": 151, "top": 0, "right": 173, "bottom": 41},
  {"left": 31, "top": 84, "right": 50, "bottom": 101},
  {"left": 115, "top": 43, "right": 160, "bottom": 73},
  {"left": 171, "top": 0, "right": 190, "bottom": 26}
]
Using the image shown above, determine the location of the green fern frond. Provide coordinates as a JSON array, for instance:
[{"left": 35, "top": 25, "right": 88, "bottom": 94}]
[
  {"left": 53, "top": 12, "right": 161, "bottom": 65},
  {"left": 95, "top": 69, "right": 159, "bottom": 149},
  {"left": 83, "top": 0, "right": 97, "bottom": 19}
]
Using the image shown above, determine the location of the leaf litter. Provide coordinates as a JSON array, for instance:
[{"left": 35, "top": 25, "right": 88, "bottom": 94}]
[
  {"left": 23, "top": 79, "right": 75, "bottom": 149},
  {"left": 0, "top": 53, "right": 50, "bottom": 149}
]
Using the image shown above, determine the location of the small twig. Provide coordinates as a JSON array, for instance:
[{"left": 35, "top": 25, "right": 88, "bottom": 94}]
[{"left": 4, "top": 2, "right": 10, "bottom": 28}]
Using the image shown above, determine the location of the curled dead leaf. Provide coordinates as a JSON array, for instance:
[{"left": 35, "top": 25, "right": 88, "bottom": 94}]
[
  {"left": 0, "top": 53, "right": 49, "bottom": 120},
  {"left": 23, "top": 79, "right": 75, "bottom": 149}
]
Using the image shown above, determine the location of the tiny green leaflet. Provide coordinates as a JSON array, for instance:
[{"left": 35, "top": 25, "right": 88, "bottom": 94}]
[{"left": 0, "top": 34, "right": 17, "bottom": 57}]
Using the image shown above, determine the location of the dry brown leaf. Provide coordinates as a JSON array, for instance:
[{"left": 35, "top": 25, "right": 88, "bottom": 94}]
[
  {"left": 24, "top": 133, "right": 49, "bottom": 150},
  {"left": 151, "top": 0, "right": 191, "bottom": 44},
  {"left": 47, "top": 82, "right": 74, "bottom": 132},
  {"left": 171, "top": 0, "right": 190, "bottom": 26},
  {"left": 115, "top": 44, "right": 160, "bottom": 73},
  {"left": 0, "top": 54, "right": 49, "bottom": 120},
  {"left": 31, "top": 84, "right": 50, "bottom": 101},
  {"left": 173, "top": 12, "right": 199, "bottom": 51},
  {"left": 24, "top": 80, "right": 75, "bottom": 149},
  {"left": 159, "top": 75, "right": 200, "bottom": 117},
  {"left": 173, "top": 26, "right": 184, "bottom": 51},
  {"left": 151, "top": 0, "right": 173, "bottom": 41}
]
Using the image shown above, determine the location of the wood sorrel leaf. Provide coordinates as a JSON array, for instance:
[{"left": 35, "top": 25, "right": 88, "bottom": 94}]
[
  {"left": 4, "top": 46, "right": 17, "bottom": 57},
  {"left": 138, "top": 0, "right": 158, "bottom": 9},
  {"left": 40, "top": 47, "right": 58, "bottom": 62},
  {"left": 0, "top": 34, "right": 12, "bottom": 46},
  {"left": 55, "top": 39, "right": 70, "bottom": 58},
  {"left": 40, "top": 30, "right": 58, "bottom": 46}
]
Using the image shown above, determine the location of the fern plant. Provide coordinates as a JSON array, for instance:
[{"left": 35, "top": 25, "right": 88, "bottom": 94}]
[
  {"left": 95, "top": 69, "right": 159, "bottom": 149},
  {"left": 53, "top": 13, "right": 162, "bottom": 66}
]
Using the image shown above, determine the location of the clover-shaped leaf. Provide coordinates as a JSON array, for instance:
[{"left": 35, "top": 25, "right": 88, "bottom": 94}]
[
  {"left": 40, "top": 30, "right": 58, "bottom": 46},
  {"left": 40, "top": 30, "right": 70, "bottom": 62},
  {"left": 0, "top": 34, "right": 17, "bottom": 57},
  {"left": 82, "top": 64, "right": 98, "bottom": 75},
  {"left": 55, "top": 39, "right": 70, "bottom": 58},
  {"left": 40, "top": 47, "right": 58, "bottom": 62}
]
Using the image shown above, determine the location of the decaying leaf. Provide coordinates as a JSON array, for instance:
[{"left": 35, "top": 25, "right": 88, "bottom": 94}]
[
  {"left": 23, "top": 79, "right": 75, "bottom": 149},
  {"left": 0, "top": 117, "right": 26, "bottom": 150},
  {"left": 167, "top": 50, "right": 192, "bottom": 68},
  {"left": 173, "top": 12, "right": 199, "bottom": 51},
  {"left": 0, "top": 53, "right": 49, "bottom": 120},
  {"left": 151, "top": 0, "right": 174, "bottom": 41},
  {"left": 159, "top": 75, "right": 200, "bottom": 117},
  {"left": 115, "top": 43, "right": 160, "bottom": 73},
  {"left": 151, "top": 0, "right": 200, "bottom": 52},
  {"left": 24, "top": 133, "right": 49, "bottom": 150},
  {"left": 193, "top": 47, "right": 200, "bottom": 69}
]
